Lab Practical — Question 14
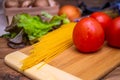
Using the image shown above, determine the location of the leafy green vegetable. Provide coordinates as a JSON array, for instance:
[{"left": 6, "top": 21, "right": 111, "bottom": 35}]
[
  {"left": 41, "top": 11, "right": 53, "bottom": 19},
  {"left": 2, "top": 12, "right": 70, "bottom": 48},
  {"left": 15, "top": 13, "right": 70, "bottom": 40},
  {"left": 2, "top": 32, "right": 16, "bottom": 38}
]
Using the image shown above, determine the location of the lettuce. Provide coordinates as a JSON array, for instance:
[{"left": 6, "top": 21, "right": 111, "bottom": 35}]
[
  {"left": 3, "top": 12, "right": 70, "bottom": 48},
  {"left": 15, "top": 13, "right": 70, "bottom": 40}
]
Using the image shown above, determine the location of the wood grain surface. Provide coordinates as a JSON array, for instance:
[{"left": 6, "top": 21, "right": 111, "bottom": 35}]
[
  {"left": 0, "top": 38, "right": 31, "bottom": 80},
  {"left": 13, "top": 42, "right": 120, "bottom": 80},
  {"left": 1, "top": 0, "right": 120, "bottom": 80},
  {"left": 5, "top": 51, "right": 81, "bottom": 80}
]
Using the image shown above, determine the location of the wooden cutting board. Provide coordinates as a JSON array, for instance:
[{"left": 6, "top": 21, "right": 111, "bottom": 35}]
[{"left": 4, "top": 44, "right": 120, "bottom": 80}]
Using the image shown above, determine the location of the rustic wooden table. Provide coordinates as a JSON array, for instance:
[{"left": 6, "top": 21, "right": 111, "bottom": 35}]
[{"left": 0, "top": 0, "right": 120, "bottom": 80}]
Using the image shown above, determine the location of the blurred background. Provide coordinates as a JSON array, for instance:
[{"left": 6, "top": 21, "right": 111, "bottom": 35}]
[{"left": 0, "top": 0, "right": 120, "bottom": 80}]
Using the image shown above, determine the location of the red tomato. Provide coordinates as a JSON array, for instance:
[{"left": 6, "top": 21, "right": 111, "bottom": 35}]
[
  {"left": 106, "top": 17, "right": 120, "bottom": 48},
  {"left": 73, "top": 17, "right": 104, "bottom": 52},
  {"left": 90, "top": 12, "right": 112, "bottom": 33}
]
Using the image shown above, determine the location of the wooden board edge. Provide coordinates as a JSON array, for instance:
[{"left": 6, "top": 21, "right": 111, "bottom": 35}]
[{"left": 4, "top": 51, "right": 82, "bottom": 80}]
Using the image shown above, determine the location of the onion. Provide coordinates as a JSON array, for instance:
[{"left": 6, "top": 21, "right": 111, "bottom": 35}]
[
  {"left": 5, "top": 0, "right": 20, "bottom": 8},
  {"left": 58, "top": 5, "right": 82, "bottom": 21},
  {"left": 33, "top": 0, "right": 49, "bottom": 7}
]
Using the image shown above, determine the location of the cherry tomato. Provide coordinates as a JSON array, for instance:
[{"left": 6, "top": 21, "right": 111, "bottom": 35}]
[
  {"left": 106, "top": 17, "right": 120, "bottom": 48},
  {"left": 73, "top": 17, "right": 104, "bottom": 53},
  {"left": 90, "top": 12, "right": 112, "bottom": 34}
]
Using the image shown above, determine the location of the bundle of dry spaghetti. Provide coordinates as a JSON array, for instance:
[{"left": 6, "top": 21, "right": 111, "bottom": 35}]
[{"left": 21, "top": 22, "right": 76, "bottom": 70}]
